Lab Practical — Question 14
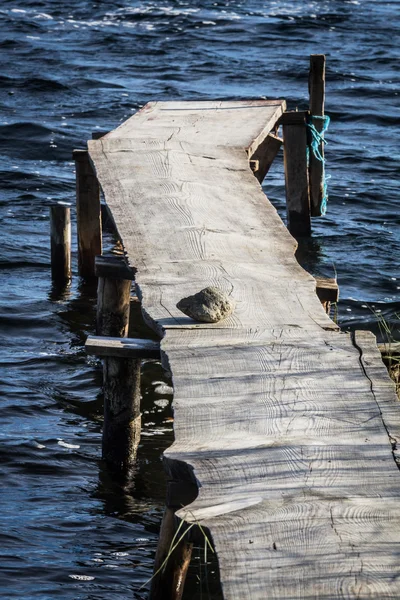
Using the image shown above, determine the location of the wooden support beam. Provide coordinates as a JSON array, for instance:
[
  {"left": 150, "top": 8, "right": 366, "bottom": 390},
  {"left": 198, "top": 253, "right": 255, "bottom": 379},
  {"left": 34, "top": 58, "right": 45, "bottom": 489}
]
[
  {"left": 249, "top": 132, "right": 283, "bottom": 183},
  {"left": 282, "top": 111, "right": 311, "bottom": 237},
  {"left": 378, "top": 342, "right": 400, "bottom": 356},
  {"left": 309, "top": 54, "right": 326, "bottom": 216},
  {"left": 315, "top": 276, "right": 339, "bottom": 314},
  {"left": 149, "top": 508, "right": 193, "bottom": 600},
  {"left": 86, "top": 335, "right": 161, "bottom": 359},
  {"left": 97, "top": 273, "right": 141, "bottom": 469},
  {"left": 95, "top": 254, "right": 136, "bottom": 280},
  {"left": 49, "top": 202, "right": 71, "bottom": 283},
  {"left": 73, "top": 149, "right": 102, "bottom": 278}
]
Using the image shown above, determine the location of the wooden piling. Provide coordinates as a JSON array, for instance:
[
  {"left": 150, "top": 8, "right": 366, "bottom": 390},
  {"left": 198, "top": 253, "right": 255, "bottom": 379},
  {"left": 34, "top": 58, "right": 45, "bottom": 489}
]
[
  {"left": 96, "top": 260, "right": 141, "bottom": 469},
  {"left": 73, "top": 149, "right": 102, "bottom": 278},
  {"left": 281, "top": 111, "right": 311, "bottom": 237},
  {"left": 149, "top": 508, "right": 193, "bottom": 600},
  {"left": 50, "top": 202, "right": 71, "bottom": 283},
  {"left": 309, "top": 54, "right": 326, "bottom": 216}
]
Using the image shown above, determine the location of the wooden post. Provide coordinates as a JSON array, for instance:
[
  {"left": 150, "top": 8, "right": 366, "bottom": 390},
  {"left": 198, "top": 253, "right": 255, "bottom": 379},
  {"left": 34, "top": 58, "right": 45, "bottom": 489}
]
[
  {"left": 150, "top": 508, "right": 193, "bottom": 600},
  {"left": 281, "top": 111, "right": 311, "bottom": 237},
  {"left": 96, "top": 261, "right": 141, "bottom": 469},
  {"left": 73, "top": 149, "right": 102, "bottom": 278},
  {"left": 309, "top": 54, "right": 326, "bottom": 216},
  {"left": 50, "top": 202, "right": 71, "bottom": 283}
]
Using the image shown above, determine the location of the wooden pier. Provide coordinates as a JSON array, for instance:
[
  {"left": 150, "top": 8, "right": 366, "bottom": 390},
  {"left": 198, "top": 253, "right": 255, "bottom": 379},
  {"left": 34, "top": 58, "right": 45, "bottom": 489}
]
[{"left": 78, "top": 98, "right": 400, "bottom": 598}]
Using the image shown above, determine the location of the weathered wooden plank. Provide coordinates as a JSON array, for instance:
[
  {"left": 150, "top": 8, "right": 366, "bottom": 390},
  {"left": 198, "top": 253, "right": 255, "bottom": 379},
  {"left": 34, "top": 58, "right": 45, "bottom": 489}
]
[
  {"left": 88, "top": 100, "right": 400, "bottom": 599},
  {"left": 309, "top": 54, "right": 326, "bottom": 216},
  {"left": 85, "top": 335, "right": 160, "bottom": 359}
]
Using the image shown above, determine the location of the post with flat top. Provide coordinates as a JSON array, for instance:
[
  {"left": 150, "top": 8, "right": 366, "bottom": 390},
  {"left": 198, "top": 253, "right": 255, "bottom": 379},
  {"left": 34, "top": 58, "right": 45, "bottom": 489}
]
[
  {"left": 95, "top": 255, "right": 141, "bottom": 470},
  {"left": 281, "top": 111, "right": 311, "bottom": 237},
  {"left": 73, "top": 149, "right": 102, "bottom": 278},
  {"left": 309, "top": 54, "right": 326, "bottom": 216},
  {"left": 50, "top": 201, "right": 71, "bottom": 283}
]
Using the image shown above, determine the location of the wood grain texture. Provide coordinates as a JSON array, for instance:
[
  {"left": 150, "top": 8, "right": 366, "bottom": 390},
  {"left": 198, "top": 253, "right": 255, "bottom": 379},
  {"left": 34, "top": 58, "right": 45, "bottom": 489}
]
[
  {"left": 282, "top": 112, "right": 311, "bottom": 237},
  {"left": 73, "top": 149, "right": 102, "bottom": 278},
  {"left": 88, "top": 100, "right": 400, "bottom": 598},
  {"left": 49, "top": 202, "right": 71, "bottom": 282}
]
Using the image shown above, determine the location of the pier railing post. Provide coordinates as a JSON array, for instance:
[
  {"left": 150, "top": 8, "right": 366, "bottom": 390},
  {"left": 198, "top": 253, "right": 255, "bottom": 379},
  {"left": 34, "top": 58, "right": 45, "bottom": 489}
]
[
  {"left": 96, "top": 257, "right": 141, "bottom": 469},
  {"left": 309, "top": 54, "right": 326, "bottom": 216},
  {"left": 281, "top": 111, "right": 311, "bottom": 237},
  {"left": 50, "top": 201, "right": 71, "bottom": 283},
  {"left": 73, "top": 149, "right": 102, "bottom": 278}
]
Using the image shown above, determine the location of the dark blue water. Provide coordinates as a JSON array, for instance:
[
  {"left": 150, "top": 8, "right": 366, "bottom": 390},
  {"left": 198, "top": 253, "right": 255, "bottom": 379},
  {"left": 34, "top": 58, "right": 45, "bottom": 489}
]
[{"left": 0, "top": 1, "right": 399, "bottom": 598}]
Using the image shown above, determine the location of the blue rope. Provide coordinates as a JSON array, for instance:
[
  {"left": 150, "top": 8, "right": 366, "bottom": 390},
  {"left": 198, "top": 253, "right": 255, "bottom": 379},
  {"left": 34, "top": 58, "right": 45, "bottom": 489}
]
[{"left": 306, "top": 114, "right": 330, "bottom": 215}]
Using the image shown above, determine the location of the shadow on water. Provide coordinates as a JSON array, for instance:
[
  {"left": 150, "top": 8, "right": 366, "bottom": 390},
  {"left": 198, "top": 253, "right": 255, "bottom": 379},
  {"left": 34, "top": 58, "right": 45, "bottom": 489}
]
[
  {"left": 49, "top": 274, "right": 224, "bottom": 598},
  {"left": 295, "top": 235, "right": 324, "bottom": 276}
]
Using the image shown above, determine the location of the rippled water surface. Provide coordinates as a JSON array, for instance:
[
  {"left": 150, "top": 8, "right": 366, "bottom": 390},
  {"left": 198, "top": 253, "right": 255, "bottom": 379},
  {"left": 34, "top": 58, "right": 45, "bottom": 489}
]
[{"left": 0, "top": 1, "right": 399, "bottom": 598}]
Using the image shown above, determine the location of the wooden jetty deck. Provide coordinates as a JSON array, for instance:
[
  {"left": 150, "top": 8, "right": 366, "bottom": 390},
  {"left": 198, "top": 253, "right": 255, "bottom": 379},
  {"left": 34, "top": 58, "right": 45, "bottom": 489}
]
[{"left": 86, "top": 100, "right": 400, "bottom": 598}]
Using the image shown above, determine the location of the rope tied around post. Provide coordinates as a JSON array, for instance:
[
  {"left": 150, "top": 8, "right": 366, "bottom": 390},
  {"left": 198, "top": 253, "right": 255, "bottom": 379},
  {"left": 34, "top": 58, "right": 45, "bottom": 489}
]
[{"left": 306, "top": 114, "right": 331, "bottom": 216}]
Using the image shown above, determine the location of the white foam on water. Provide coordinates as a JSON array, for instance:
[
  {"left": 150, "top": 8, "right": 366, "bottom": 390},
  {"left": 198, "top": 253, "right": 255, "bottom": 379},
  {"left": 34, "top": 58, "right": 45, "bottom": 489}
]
[
  {"left": 34, "top": 13, "right": 53, "bottom": 19},
  {"left": 154, "top": 399, "right": 169, "bottom": 409},
  {"left": 154, "top": 383, "right": 173, "bottom": 395},
  {"left": 33, "top": 441, "right": 46, "bottom": 449},
  {"left": 58, "top": 440, "right": 80, "bottom": 449},
  {"left": 69, "top": 574, "right": 95, "bottom": 581}
]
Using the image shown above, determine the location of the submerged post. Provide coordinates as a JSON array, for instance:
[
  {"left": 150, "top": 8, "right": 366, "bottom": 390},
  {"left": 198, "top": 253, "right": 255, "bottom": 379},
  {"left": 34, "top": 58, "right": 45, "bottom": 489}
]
[
  {"left": 309, "top": 54, "right": 326, "bottom": 216},
  {"left": 73, "top": 149, "right": 102, "bottom": 278},
  {"left": 50, "top": 201, "right": 71, "bottom": 283},
  {"left": 281, "top": 111, "right": 311, "bottom": 237},
  {"left": 96, "top": 256, "right": 141, "bottom": 469}
]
